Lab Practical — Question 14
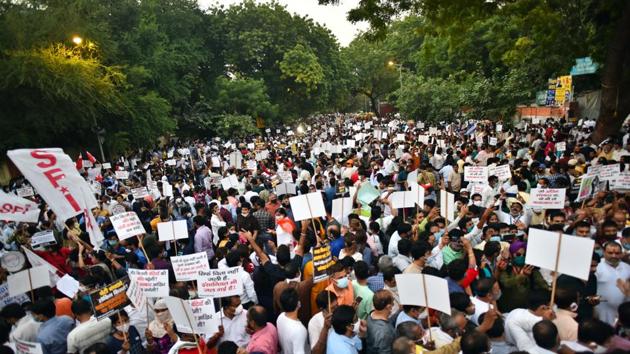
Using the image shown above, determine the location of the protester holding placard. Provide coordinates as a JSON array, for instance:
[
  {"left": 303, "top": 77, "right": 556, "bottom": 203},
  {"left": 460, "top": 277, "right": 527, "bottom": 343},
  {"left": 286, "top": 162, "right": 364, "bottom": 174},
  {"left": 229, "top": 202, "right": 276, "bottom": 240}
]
[
  {"left": 146, "top": 299, "right": 176, "bottom": 354},
  {"left": 106, "top": 310, "right": 145, "bottom": 354}
]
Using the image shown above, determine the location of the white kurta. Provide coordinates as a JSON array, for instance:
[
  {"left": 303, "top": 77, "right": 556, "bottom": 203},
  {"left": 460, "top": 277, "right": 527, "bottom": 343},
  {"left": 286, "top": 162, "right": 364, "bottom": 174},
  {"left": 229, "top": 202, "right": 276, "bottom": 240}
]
[{"left": 595, "top": 261, "right": 630, "bottom": 325}]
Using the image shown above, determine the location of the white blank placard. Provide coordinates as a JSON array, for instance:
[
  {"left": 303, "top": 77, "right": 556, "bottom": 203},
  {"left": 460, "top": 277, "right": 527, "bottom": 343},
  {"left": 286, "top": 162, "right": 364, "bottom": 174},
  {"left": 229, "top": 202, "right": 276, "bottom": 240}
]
[
  {"left": 525, "top": 228, "right": 594, "bottom": 281},
  {"left": 390, "top": 191, "right": 416, "bottom": 209},
  {"left": 396, "top": 273, "right": 451, "bottom": 315},
  {"left": 440, "top": 190, "right": 455, "bottom": 221},
  {"left": 332, "top": 197, "right": 353, "bottom": 226},
  {"left": 8, "top": 266, "right": 50, "bottom": 297},
  {"left": 289, "top": 192, "right": 327, "bottom": 221},
  {"left": 157, "top": 220, "right": 189, "bottom": 241}
]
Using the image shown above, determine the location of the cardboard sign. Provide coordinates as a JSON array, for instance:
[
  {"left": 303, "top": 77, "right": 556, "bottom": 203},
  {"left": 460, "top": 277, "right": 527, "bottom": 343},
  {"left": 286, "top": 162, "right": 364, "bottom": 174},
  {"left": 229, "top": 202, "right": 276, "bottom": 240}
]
[
  {"left": 228, "top": 151, "right": 243, "bottom": 167},
  {"left": 220, "top": 175, "right": 239, "bottom": 190},
  {"left": 165, "top": 159, "right": 176, "bottom": 166},
  {"left": 528, "top": 188, "right": 566, "bottom": 209},
  {"left": 494, "top": 164, "right": 512, "bottom": 181},
  {"left": 115, "top": 171, "right": 129, "bottom": 180},
  {"left": 357, "top": 182, "right": 380, "bottom": 206},
  {"left": 274, "top": 182, "right": 297, "bottom": 196},
  {"left": 101, "top": 163, "right": 112, "bottom": 169},
  {"left": 131, "top": 187, "right": 149, "bottom": 200},
  {"left": 278, "top": 170, "right": 293, "bottom": 183},
  {"left": 332, "top": 197, "right": 353, "bottom": 226},
  {"left": 396, "top": 134, "right": 405, "bottom": 142},
  {"left": 489, "top": 137, "right": 497, "bottom": 146},
  {"left": 157, "top": 220, "right": 188, "bottom": 242},
  {"left": 588, "top": 164, "right": 620, "bottom": 182},
  {"left": 30, "top": 230, "right": 56, "bottom": 248},
  {"left": 7, "top": 266, "right": 50, "bottom": 297},
  {"left": 16, "top": 186, "right": 34, "bottom": 198},
  {"left": 313, "top": 245, "right": 334, "bottom": 283},
  {"left": 171, "top": 253, "right": 210, "bottom": 282},
  {"left": 0, "top": 282, "right": 29, "bottom": 308},
  {"left": 164, "top": 297, "right": 206, "bottom": 335},
  {"left": 197, "top": 267, "right": 242, "bottom": 298},
  {"left": 125, "top": 276, "right": 147, "bottom": 310},
  {"left": 110, "top": 212, "right": 145, "bottom": 240},
  {"left": 525, "top": 229, "right": 594, "bottom": 281},
  {"left": 440, "top": 190, "right": 455, "bottom": 221},
  {"left": 577, "top": 175, "right": 598, "bottom": 201},
  {"left": 162, "top": 181, "right": 173, "bottom": 197},
  {"left": 610, "top": 172, "right": 630, "bottom": 191},
  {"left": 464, "top": 166, "right": 488, "bottom": 183},
  {"left": 90, "top": 278, "right": 131, "bottom": 320},
  {"left": 346, "top": 139, "right": 356, "bottom": 148},
  {"left": 128, "top": 269, "right": 169, "bottom": 298},
  {"left": 390, "top": 191, "right": 416, "bottom": 209},
  {"left": 409, "top": 182, "right": 425, "bottom": 207},
  {"left": 14, "top": 339, "right": 43, "bottom": 354},
  {"left": 56, "top": 274, "right": 80, "bottom": 298},
  {"left": 189, "top": 298, "right": 221, "bottom": 337},
  {"left": 496, "top": 124, "right": 503, "bottom": 132},
  {"left": 555, "top": 142, "right": 566, "bottom": 152},
  {"left": 289, "top": 192, "right": 326, "bottom": 221},
  {"left": 396, "top": 274, "right": 451, "bottom": 315}
]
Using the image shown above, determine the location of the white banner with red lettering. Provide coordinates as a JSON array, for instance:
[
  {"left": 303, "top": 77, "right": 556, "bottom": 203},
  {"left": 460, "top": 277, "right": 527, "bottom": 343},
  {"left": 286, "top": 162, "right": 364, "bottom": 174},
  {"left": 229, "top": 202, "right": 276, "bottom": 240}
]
[
  {"left": 0, "top": 191, "right": 40, "bottom": 223},
  {"left": 7, "top": 149, "right": 103, "bottom": 248}
]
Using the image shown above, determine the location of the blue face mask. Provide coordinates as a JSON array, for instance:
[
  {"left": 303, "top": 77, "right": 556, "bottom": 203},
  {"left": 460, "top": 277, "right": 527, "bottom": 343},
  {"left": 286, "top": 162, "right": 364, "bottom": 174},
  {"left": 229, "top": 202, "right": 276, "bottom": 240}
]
[
  {"left": 108, "top": 239, "right": 117, "bottom": 246},
  {"left": 336, "top": 277, "right": 349, "bottom": 289},
  {"left": 624, "top": 243, "right": 630, "bottom": 251},
  {"left": 490, "top": 236, "right": 501, "bottom": 242},
  {"left": 595, "top": 249, "right": 604, "bottom": 257},
  {"left": 434, "top": 230, "right": 445, "bottom": 239}
]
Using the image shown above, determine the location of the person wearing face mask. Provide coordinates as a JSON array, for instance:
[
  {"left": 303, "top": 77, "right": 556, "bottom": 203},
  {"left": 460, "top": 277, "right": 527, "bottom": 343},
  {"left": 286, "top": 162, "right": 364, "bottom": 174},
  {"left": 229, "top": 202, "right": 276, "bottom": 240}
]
[
  {"left": 496, "top": 198, "right": 531, "bottom": 229},
  {"left": 325, "top": 263, "right": 355, "bottom": 306},
  {"left": 236, "top": 202, "right": 260, "bottom": 240},
  {"left": 366, "top": 290, "right": 396, "bottom": 354},
  {"left": 0, "top": 303, "right": 40, "bottom": 343},
  {"left": 209, "top": 202, "right": 226, "bottom": 245},
  {"left": 469, "top": 278, "right": 501, "bottom": 326},
  {"left": 31, "top": 299, "right": 75, "bottom": 354},
  {"left": 66, "top": 299, "right": 112, "bottom": 354},
  {"left": 219, "top": 295, "right": 250, "bottom": 348},
  {"left": 504, "top": 291, "right": 556, "bottom": 351},
  {"left": 106, "top": 310, "right": 145, "bottom": 354},
  {"left": 146, "top": 299, "right": 177, "bottom": 354},
  {"left": 326, "top": 305, "right": 364, "bottom": 354},
  {"left": 557, "top": 252, "right": 600, "bottom": 321},
  {"left": 596, "top": 242, "right": 630, "bottom": 325}
]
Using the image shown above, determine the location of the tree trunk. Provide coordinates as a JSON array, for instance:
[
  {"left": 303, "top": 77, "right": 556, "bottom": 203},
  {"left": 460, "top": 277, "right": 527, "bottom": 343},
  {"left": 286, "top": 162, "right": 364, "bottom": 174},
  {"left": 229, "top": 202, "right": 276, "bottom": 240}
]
[
  {"left": 592, "top": 1, "right": 630, "bottom": 143},
  {"left": 369, "top": 95, "right": 381, "bottom": 117}
]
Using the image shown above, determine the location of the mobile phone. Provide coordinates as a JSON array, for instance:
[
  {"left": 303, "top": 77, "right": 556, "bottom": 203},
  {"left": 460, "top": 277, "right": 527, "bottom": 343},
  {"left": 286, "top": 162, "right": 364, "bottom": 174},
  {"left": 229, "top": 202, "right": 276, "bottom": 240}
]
[
  {"left": 355, "top": 296, "right": 363, "bottom": 303},
  {"left": 502, "top": 234, "right": 516, "bottom": 242}
]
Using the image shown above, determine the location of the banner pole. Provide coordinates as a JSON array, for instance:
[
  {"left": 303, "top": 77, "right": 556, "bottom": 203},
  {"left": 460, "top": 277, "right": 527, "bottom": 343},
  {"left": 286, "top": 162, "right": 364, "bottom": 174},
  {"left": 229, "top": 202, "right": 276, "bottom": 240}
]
[
  {"left": 549, "top": 233, "right": 563, "bottom": 308},
  {"left": 421, "top": 275, "right": 433, "bottom": 343}
]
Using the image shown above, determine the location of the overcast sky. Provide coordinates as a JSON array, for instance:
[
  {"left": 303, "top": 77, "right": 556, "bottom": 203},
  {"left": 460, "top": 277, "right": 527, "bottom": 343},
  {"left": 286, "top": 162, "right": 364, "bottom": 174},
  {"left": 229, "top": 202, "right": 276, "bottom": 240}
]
[{"left": 197, "top": 0, "right": 368, "bottom": 46}]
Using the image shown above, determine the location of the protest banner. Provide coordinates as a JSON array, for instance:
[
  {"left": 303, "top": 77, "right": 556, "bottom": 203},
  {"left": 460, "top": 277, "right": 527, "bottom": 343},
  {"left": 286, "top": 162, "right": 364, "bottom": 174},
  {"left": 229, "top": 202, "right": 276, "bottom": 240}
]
[
  {"left": 494, "top": 164, "right": 512, "bottom": 181},
  {"left": 396, "top": 134, "right": 405, "bottom": 141},
  {"left": 8, "top": 266, "right": 50, "bottom": 299},
  {"left": 197, "top": 267, "right": 242, "bottom": 298},
  {"left": 332, "top": 197, "right": 353, "bottom": 226},
  {"left": 171, "top": 253, "right": 210, "bottom": 282},
  {"left": 30, "top": 230, "right": 56, "bottom": 248},
  {"left": 357, "top": 182, "right": 380, "bottom": 206},
  {"left": 440, "top": 190, "right": 455, "bottom": 221},
  {"left": 125, "top": 276, "right": 147, "bottom": 310},
  {"left": 0, "top": 282, "right": 30, "bottom": 308},
  {"left": 346, "top": 139, "right": 356, "bottom": 148},
  {"left": 274, "top": 182, "right": 297, "bottom": 196},
  {"left": 289, "top": 192, "right": 326, "bottom": 222},
  {"left": 278, "top": 170, "right": 293, "bottom": 183},
  {"left": 162, "top": 181, "right": 173, "bottom": 197},
  {"left": 189, "top": 298, "right": 221, "bottom": 337},
  {"left": 555, "top": 141, "right": 566, "bottom": 152},
  {"left": 390, "top": 191, "right": 416, "bottom": 209},
  {"left": 610, "top": 172, "right": 630, "bottom": 191},
  {"left": 489, "top": 137, "right": 497, "bottom": 146},
  {"left": 90, "top": 278, "right": 131, "bottom": 320},
  {"left": 115, "top": 170, "right": 129, "bottom": 180},
  {"left": 577, "top": 175, "right": 598, "bottom": 201},
  {"left": 101, "top": 162, "right": 112, "bottom": 169},
  {"left": 312, "top": 245, "right": 334, "bottom": 283},
  {"left": 464, "top": 166, "right": 488, "bottom": 183},
  {"left": 110, "top": 212, "right": 145, "bottom": 240},
  {"left": 588, "top": 164, "right": 620, "bottom": 182},
  {"left": 128, "top": 269, "right": 169, "bottom": 297},
  {"left": 496, "top": 124, "right": 503, "bottom": 132},
  {"left": 131, "top": 187, "right": 149, "bottom": 200},
  {"left": 163, "top": 297, "right": 203, "bottom": 351},
  {"left": 16, "top": 186, "right": 34, "bottom": 198},
  {"left": 157, "top": 220, "right": 188, "bottom": 242},
  {"left": 228, "top": 151, "right": 242, "bottom": 167},
  {"left": 0, "top": 191, "right": 40, "bottom": 223},
  {"left": 56, "top": 274, "right": 80, "bottom": 298},
  {"left": 528, "top": 188, "right": 566, "bottom": 209},
  {"left": 21, "top": 246, "right": 61, "bottom": 284},
  {"left": 7, "top": 149, "right": 103, "bottom": 247},
  {"left": 526, "top": 229, "right": 594, "bottom": 306},
  {"left": 14, "top": 339, "right": 43, "bottom": 354}
]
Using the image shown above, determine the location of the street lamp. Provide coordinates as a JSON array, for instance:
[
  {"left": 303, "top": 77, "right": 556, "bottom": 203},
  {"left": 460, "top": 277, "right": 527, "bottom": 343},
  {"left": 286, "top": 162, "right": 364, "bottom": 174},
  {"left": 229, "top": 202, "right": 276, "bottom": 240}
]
[{"left": 72, "top": 36, "right": 83, "bottom": 45}]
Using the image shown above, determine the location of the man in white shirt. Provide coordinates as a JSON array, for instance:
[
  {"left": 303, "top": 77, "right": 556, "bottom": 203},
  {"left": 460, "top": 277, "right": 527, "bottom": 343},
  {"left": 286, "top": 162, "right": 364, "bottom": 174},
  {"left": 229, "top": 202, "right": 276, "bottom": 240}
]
[
  {"left": 308, "top": 291, "right": 337, "bottom": 352},
  {"left": 595, "top": 242, "right": 630, "bottom": 325},
  {"left": 66, "top": 299, "right": 111, "bottom": 354},
  {"left": 219, "top": 295, "right": 250, "bottom": 347},
  {"left": 392, "top": 238, "right": 413, "bottom": 272},
  {"left": 387, "top": 224, "right": 412, "bottom": 258},
  {"left": 1, "top": 303, "right": 40, "bottom": 343},
  {"left": 277, "top": 288, "right": 310, "bottom": 354},
  {"left": 504, "top": 291, "right": 555, "bottom": 351},
  {"left": 469, "top": 278, "right": 500, "bottom": 325}
]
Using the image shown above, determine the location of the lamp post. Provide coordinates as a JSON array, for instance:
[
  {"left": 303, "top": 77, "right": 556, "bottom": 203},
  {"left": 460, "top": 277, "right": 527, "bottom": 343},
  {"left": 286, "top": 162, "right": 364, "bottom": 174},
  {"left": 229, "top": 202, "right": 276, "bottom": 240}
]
[{"left": 388, "top": 60, "right": 403, "bottom": 94}]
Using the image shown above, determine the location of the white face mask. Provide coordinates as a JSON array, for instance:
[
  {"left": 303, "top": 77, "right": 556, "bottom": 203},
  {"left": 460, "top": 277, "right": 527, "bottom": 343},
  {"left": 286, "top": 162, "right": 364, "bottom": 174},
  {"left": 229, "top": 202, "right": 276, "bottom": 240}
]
[
  {"left": 234, "top": 304, "right": 244, "bottom": 316},
  {"left": 116, "top": 323, "right": 130, "bottom": 333},
  {"left": 352, "top": 320, "right": 360, "bottom": 335}
]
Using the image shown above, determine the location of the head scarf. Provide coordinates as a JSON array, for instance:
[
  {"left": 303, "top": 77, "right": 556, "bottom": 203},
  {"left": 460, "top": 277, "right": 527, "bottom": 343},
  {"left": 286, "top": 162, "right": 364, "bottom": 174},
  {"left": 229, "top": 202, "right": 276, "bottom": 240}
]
[
  {"left": 148, "top": 299, "right": 173, "bottom": 339},
  {"left": 509, "top": 240, "right": 526, "bottom": 255}
]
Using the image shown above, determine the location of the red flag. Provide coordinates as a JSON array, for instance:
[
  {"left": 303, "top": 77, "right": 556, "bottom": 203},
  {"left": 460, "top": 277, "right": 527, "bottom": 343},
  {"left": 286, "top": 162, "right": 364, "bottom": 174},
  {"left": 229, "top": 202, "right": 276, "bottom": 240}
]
[
  {"left": 76, "top": 153, "right": 83, "bottom": 170},
  {"left": 86, "top": 151, "right": 97, "bottom": 164}
]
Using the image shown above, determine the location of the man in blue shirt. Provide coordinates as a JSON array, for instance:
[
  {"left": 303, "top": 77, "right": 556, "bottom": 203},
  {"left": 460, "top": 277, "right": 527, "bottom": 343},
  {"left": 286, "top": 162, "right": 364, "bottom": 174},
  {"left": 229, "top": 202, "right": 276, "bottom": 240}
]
[
  {"left": 326, "top": 305, "right": 364, "bottom": 354},
  {"left": 32, "top": 299, "right": 75, "bottom": 354}
]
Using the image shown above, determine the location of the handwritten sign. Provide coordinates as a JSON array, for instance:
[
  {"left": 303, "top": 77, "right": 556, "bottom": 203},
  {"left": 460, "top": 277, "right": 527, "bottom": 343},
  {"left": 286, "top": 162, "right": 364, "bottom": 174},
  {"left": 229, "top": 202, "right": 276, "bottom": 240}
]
[
  {"left": 610, "top": 172, "right": 630, "bottom": 191},
  {"left": 197, "top": 267, "right": 242, "bottom": 298},
  {"left": 125, "top": 276, "right": 147, "bottom": 310},
  {"left": 528, "top": 188, "right": 566, "bottom": 209},
  {"left": 189, "top": 298, "right": 221, "bottom": 337},
  {"left": 0, "top": 282, "right": 29, "bottom": 308},
  {"left": 555, "top": 142, "right": 566, "bottom": 152},
  {"left": 131, "top": 187, "right": 149, "bottom": 200},
  {"left": 110, "top": 212, "right": 145, "bottom": 240},
  {"left": 489, "top": 137, "right": 497, "bottom": 146},
  {"left": 128, "top": 269, "right": 169, "bottom": 297},
  {"left": 464, "top": 166, "right": 488, "bottom": 183},
  {"left": 90, "top": 278, "right": 131, "bottom": 320},
  {"left": 171, "top": 253, "right": 210, "bottom": 282},
  {"left": 313, "top": 245, "right": 334, "bottom": 283},
  {"left": 115, "top": 170, "right": 129, "bottom": 180},
  {"left": 494, "top": 164, "right": 512, "bottom": 181},
  {"left": 14, "top": 339, "right": 43, "bottom": 354},
  {"left": 30, "top": 230, "right": 56, "bottom": 248},
  {"left": 16, "top": 186, "right": 34, "bottom": 198},
  {"left": 588, "top": 164, "right": 619, "bottom": 182}
]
